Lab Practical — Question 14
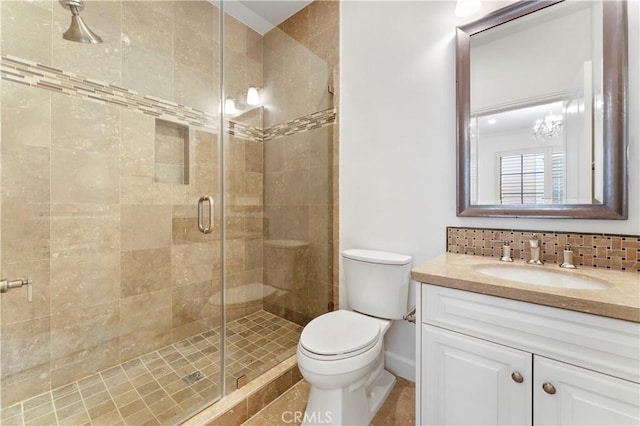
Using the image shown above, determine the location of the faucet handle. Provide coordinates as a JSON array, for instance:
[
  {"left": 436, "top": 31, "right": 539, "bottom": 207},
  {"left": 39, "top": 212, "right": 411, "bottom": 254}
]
[
  {"left": 490, "top": 240, "right": 513, "bottom": 262},
  {"left": 560, "top": 245, "right": 587, "bottom": 269}
]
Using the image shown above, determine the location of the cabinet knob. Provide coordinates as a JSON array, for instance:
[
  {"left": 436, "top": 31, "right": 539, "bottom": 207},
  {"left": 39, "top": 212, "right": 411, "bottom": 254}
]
[
  {"left": 542, "top": 382, "right": 556, "bottom": 395},
  {"left": 511, "top": 372, "right": 524, "bottom": 383}
]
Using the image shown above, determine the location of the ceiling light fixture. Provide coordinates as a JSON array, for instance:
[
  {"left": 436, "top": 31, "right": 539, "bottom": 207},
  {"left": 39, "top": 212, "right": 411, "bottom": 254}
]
[{"left": 533, "top": 113, "right": 563, "bottom": 141}]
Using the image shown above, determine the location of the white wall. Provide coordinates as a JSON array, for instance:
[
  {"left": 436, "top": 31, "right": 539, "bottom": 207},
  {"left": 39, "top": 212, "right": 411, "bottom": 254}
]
[{"left": 340, "top": 0, "right": 640, "bottom": 382}]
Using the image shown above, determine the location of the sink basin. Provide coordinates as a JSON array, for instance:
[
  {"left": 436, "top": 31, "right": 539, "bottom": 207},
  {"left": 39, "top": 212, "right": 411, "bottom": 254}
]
[{"left": 473, "top": 264, "right": 610, "bottom": 290}]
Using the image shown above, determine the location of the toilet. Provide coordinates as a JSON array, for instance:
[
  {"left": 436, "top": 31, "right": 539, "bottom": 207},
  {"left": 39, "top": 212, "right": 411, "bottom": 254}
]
[{"left": 296, "top": 249, "right": 412, "bottom": 425}]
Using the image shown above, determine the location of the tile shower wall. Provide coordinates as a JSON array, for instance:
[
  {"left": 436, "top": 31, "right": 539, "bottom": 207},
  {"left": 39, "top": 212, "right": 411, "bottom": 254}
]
[
  {"left": 0, "top": 0, "right": 265, "bottom": 408},
  {"left": 447, "top": 227, "right": 640, "bottom": 272},
  {"left": 262, "top": 2, "right": 338, "bottom": 325}
]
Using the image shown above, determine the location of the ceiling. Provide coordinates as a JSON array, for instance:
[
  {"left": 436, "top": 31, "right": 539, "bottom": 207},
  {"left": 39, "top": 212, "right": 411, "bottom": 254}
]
[{"left": 224, "top": 0, "right": 314, "bottom": 35}]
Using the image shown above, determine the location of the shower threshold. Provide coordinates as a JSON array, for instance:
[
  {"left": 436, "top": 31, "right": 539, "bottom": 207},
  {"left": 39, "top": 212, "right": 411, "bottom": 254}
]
[{"left": 0, "top": 310, "right": 302, "bottom": 426}]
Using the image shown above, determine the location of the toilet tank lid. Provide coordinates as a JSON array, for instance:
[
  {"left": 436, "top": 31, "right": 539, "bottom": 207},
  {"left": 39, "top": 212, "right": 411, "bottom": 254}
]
[{"left": 342, "top": 249, "right": 412, "bottom": 265}]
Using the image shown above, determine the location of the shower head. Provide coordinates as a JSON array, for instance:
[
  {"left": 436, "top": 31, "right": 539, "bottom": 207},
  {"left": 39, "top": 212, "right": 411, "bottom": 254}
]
[{"left": 60, "top": 0, "right": 103, "bottom": 44}]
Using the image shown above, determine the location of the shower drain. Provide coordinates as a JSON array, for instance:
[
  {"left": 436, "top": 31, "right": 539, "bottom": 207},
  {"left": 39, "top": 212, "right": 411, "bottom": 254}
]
[{"left": 182, "top": 370, "right": 205, "bottom": 385}]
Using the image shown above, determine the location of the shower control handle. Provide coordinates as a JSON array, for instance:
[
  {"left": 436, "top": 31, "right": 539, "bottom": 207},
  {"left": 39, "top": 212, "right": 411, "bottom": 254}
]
[
  {"left": 198, "top": 195, "right": 214, "bottom": 234},
  {"left": 0, "top": 278, "right": 33, "bottom": 302}
]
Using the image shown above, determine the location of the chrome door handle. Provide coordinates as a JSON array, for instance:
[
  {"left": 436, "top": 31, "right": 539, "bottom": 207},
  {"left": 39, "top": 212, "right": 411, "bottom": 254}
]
[{"left": 198, "top": 195, "right": 214, "bottom": 234}]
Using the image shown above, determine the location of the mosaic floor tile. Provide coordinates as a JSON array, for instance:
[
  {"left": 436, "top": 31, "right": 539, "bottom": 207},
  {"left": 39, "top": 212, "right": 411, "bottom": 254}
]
[{"left": 0, "top": 311, "right": 301, "bottom": 426}]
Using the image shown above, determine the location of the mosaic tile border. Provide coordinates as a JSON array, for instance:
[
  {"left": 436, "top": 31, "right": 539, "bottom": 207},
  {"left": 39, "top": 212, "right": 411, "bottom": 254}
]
[
  {"left": 0, "top": 55, "right": 336, "bottom": 144},
  {"left": 0, "top": 54, "right": 220, "bottom": 130},
  {"left": 263, "top": 107, "right": 336, "bottom": 142},
  {"left": 447, "top": 226, "right": 640, "bottom": 272}
]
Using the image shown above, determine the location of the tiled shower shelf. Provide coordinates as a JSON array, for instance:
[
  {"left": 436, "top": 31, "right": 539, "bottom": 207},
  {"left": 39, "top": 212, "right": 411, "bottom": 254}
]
[{"left": 0, "top": 311, "right": 302, "bottom": 426}]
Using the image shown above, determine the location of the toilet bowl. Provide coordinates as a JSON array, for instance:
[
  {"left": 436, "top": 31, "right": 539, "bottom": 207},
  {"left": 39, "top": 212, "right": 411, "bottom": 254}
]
[
  {"left": 296, "top": 249, "right": 412, "bottom": 425},
  {"left": 296, "top": 310, "right": 394, "bottom": 425}
]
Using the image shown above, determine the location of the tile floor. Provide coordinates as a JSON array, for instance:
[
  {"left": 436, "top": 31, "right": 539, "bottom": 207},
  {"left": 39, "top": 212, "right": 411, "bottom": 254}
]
[
  {"left": 0, "top": 311, "right": 301, "bottom": 426},
  {"left": 242, "top": 376, "right": 415, "bottom": 426}
]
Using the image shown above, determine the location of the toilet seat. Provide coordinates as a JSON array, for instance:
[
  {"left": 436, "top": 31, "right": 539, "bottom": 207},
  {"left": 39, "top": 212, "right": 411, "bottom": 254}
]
[{"left": 300, "top": 310, "right": 382, "bottom": 361}]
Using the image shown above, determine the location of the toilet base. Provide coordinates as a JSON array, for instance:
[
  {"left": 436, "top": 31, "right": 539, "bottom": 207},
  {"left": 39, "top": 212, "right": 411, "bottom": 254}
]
[{"left": 301, "top": 365, "right": 396, "bottom": 426}]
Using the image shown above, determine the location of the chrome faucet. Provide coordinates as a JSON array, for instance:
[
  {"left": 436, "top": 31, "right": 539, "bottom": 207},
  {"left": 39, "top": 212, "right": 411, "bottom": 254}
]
[
  {"left": 527, "top": 234, "right": 544, "bottom": 265},
  {"left": 560, "top": 245, "right": 577, "bottom": 269},
  {"left": 559, "top": 244, "right": 587, "bottom": 269},
  {"left": 491, "top": 240, "right": 513, "bottom": 262}
]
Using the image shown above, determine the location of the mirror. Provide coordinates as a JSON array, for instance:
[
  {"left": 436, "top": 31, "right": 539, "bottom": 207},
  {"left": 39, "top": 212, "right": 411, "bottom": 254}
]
[{"left": 456, "top": 0, "right": 628, "bottom": 218}]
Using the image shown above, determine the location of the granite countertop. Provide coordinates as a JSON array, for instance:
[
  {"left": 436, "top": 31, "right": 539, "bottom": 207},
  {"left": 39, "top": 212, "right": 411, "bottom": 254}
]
[{"left": 411, "top": 252, "right": 640, "bottom": 323}]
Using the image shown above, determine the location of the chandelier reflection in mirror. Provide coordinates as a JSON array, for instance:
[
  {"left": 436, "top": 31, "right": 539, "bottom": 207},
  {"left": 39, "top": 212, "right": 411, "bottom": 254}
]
[{"left": 533, "top": 113, "right": 563, "bottom": 141}]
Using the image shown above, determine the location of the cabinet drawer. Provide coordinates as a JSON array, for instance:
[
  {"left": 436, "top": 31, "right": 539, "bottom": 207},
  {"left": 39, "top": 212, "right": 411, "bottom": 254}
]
[{"left": 421, "top": 284, "right": 640, "bottom": 383}]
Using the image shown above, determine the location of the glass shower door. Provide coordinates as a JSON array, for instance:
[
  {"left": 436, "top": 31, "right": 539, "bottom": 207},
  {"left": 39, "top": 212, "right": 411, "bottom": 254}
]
[{"left": 0, "top": 1, "right": 224, "bottom": 424}]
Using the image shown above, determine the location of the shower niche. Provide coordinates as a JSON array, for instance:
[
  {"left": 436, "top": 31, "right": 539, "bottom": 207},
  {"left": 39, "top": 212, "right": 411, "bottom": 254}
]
[{"left": 154, "top": 119, "right": 190, "bottom": 185}]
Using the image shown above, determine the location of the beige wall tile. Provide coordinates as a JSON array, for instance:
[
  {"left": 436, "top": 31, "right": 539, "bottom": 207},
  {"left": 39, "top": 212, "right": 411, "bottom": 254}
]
[
  {"left": 175, "top": 63, "right": 215, "bottom": 114},
  {"left": 193, "top": 130, "right": 219, "bottom": 168},
  {"left": 245, "top": 140, "right": 263, "bottom": 173},
  {"left": 1, "top": 0, "right": 52, "bottom": 64},
  {"left": 0, "top": 317, "right": 50, "bottom": 381},
  {"left": 309, "top": 1, "right": 339, "bottom": 38},
  {"left": 224, "top": 14, "right": 246, "bottom": 55},
  {"left": 264, "top": 139, "right": 284, "bottom": 172},
  {"left": 283, "top": 134, "right": 310, "bottom": 171},
  {"left": 283, "top": 170, "right": 308, "bottom": 206},
  {"left": 50, "top": 205, "right": 119, "bottom": 258},
  {"left": 122, "top": 1, "right": 173, "bottom": 57},
  {"left": 121, "top": 204, "right": 172, "bottom": 251},
  {"left": 120, "top": 289, "right": 172, "bottom": 361},
  {"left": 50, "top": 303, "right": 119, "bottom": 386},
  {"left": 172, "top": 281, "right": 214, "bottom": 328},
  {"left": 246, "top": 27, "right": 263, "bottom": 63},
  {"left": 121, "top": 175, "right": 174, "bottom": 205},
  {"left": 172, "top": 242, "right": 217, "bottom": 287},
  {"left": 2, "top": 145, "right": 50, "bottom": 203},
  {"left": 155, "top": 123, "right": 186, "bottom": 165},
  {"left": 52, "top": 1, "right": 122, "bottom": 84},
  {"left": 264, "top": 172, "right": 283, "bottom": 207},
  {"left": 172, "top": 165, "right": 217, "bottom": 206},
  {"left": 175, "top": 21, "right": 214, "bottom": 76},
  {"left": 225, "top": 136, "right": 245, "bottom": 172},
  {"left": 0, "top": 326, "right": 51, "bottom": 410},
  {"left": 50, "top": 253, "right": 120, "bottom": 313},
  {"left": 309, "top": 165, "right": 331, "bottom": 205},
  {"left": 51, "top": 94, "right": 120, "bottom": 155},
  {"left": 263, "top": 28, "right": 284, "bottom": 59},
  {"left": 51, "top": 149, "right": 120, "bottom": 204},
  {"left": 0, "top": 259, "right": 50, "bottom": 325},
  {"left": 1, "top": 82, "right": 51, "bottom": 150},
  {"left": 1, "top": 201, "right": 50, "bottom": 264},
  {"left": 121, "top": 110, "right": 155, "bottom": 178},
  {"left": 308, "top": 242, "right": 331, "bottom": 283},
  {"left": 244, "top": 172, "right": 263, "bottom": 204},
  {"left": 278, "top": 8, "right": 309, "bottom": 47},
  {"left": 308, "top": 205, "right": 331, "bottom": 245},
  {"left": 122, "top": 44, "right": 174, "bottom": 101},
  {"left": 121, "top": 247, "right": 172, "bottom": 298}
]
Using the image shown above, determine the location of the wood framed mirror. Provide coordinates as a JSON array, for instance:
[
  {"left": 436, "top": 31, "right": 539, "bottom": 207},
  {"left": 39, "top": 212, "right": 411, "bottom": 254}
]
[{"left": 456, "top": 0, "right": 628, "bottom": 219}]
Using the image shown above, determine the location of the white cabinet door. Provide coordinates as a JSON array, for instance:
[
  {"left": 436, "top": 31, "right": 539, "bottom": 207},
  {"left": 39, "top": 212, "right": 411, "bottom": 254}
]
[
  {"left": 421, "top": 324, "right": 532, "bottom": 426},
  {"left": 534, "top": 356, "right": 640, "bottom": 425}
]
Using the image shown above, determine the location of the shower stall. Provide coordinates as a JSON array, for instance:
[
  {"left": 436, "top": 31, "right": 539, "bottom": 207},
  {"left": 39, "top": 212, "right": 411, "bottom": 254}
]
[{"left": 0, "top": 1, "right": 337, "bottom": 424}]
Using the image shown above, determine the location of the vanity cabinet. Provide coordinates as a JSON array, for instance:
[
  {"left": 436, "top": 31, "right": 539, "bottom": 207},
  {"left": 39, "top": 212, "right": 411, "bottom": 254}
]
[{"left": 417, "top": 284, "right": 640, "bottom": 426}]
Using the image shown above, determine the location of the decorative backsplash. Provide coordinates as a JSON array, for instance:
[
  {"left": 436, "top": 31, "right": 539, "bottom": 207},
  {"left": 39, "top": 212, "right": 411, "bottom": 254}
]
[{"left": 447, "top": 227, "right": 640, "bottom": 272}]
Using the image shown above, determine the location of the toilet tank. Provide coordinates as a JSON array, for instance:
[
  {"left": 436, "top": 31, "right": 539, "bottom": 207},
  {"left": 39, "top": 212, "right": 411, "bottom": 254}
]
[{"left": 343, "top": 249, "right": 413, "bottom": 320}]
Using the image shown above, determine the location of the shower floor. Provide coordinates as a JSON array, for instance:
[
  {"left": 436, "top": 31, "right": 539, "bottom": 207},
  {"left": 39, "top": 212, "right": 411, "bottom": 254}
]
[{"left": 0, "top": 310, "right": 302, "bottom": 426}]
